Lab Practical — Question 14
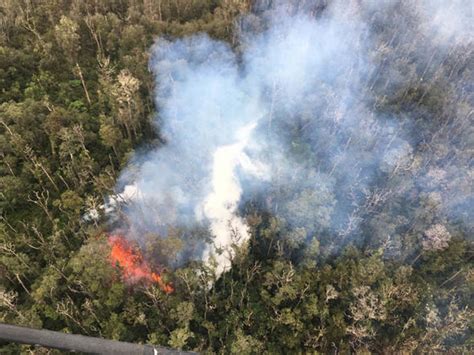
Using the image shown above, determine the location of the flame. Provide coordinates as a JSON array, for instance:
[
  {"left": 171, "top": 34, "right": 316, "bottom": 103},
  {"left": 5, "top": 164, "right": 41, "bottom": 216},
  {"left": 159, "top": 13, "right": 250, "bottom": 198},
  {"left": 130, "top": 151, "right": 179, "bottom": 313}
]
[{"left": 108, "top": 235, "right": 173, "bottom": 293}]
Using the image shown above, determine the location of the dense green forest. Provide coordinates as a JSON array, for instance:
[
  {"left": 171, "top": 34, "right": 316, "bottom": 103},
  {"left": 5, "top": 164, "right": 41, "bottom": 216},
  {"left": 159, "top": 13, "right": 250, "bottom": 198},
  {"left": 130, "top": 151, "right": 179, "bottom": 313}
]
[{"left": 0, "top": 0, "right": 472, "bottom": 353}]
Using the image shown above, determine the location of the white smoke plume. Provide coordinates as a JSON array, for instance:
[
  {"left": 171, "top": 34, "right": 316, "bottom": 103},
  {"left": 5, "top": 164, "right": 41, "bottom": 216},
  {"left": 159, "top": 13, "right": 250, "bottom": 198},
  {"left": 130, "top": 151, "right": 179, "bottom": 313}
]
[
  {"left": 199, "top": 122, "right": 262, "bottom": 273},
  {"left": 111, "top": 0, "right": 472, "bottom": 272}
]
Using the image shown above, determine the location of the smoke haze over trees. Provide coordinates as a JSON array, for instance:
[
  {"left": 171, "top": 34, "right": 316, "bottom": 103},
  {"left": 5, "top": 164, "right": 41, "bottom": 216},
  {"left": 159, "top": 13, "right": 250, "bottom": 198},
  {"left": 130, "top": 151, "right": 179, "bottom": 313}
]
[{"left": 0, "top": 0, "right": 472, "bottom": 353}]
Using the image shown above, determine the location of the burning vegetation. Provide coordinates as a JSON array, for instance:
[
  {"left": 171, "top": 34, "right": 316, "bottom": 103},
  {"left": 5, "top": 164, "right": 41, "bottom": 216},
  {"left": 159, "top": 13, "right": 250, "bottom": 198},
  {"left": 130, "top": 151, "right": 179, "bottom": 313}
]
[
  {"left": 1, "top": 0, "right": 472, "bottom": 353},
  {"left": 108, "top": 235, "right": 173, "bottom": 294}
]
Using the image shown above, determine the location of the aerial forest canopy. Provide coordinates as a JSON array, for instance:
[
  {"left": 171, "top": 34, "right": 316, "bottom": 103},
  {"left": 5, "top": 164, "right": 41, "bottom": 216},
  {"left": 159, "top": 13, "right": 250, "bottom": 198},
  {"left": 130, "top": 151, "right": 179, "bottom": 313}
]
[{"left": 0, "top": 0, "right": 472, "bottom": 353}]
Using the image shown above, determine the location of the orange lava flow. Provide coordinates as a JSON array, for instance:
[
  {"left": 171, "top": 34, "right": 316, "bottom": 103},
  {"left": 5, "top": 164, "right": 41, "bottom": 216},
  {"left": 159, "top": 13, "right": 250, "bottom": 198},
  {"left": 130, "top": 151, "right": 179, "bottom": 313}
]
[{"left": 108, "top": 235, "right": 173, "bottom": 294}]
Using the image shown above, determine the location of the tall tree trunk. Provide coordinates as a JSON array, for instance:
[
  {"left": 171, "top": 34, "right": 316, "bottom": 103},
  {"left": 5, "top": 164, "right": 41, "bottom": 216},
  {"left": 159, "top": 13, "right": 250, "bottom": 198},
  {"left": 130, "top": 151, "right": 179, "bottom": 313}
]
[{"left": 75, "top": 63, "right": 92, "bottom": 105}]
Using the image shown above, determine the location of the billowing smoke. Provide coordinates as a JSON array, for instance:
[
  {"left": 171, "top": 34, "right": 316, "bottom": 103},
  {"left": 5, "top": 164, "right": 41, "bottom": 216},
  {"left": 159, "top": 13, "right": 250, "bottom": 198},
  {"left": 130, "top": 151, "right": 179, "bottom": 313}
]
[{"left": 112, "top": 0, "right": 472, "bottom": 273}]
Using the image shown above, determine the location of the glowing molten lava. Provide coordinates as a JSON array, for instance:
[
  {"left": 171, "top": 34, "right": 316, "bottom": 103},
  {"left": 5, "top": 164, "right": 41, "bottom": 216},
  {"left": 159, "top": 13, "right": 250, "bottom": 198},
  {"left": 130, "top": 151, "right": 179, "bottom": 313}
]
[{"left": 108, "top": 235, "right": 173, "bottom": 293}]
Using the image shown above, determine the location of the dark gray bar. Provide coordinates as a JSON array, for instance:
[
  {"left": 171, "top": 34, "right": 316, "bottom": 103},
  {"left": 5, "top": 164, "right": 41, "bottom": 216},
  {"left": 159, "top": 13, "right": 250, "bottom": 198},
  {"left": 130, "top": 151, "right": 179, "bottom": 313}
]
[{"left": 0, "top": 323, "right": 194, "bottom": 354}]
